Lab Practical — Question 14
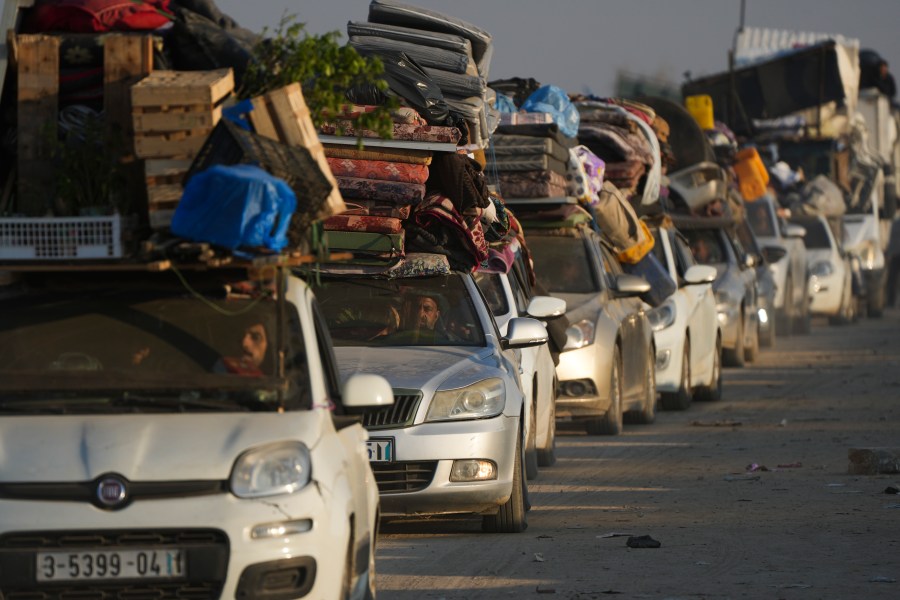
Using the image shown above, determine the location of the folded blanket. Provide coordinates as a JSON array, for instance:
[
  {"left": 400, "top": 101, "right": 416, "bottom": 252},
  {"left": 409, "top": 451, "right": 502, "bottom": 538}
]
[
  {"left": 323, "top": 144, "right": 433, "bottom": 165},
  {"left": 490, "top": 135, "right": 571, "bottom": 164},
  {"left": 341, "top": 200, "right": 412, "bottom": 220},
  {"left": 497, "top": 171, "right": 568, "bottom": 199},
  {"left": 347, "top": 21, "right": 472, "bottom": 54},
  {"left": 488, "top": 154, "right": 569, "bottom": 177},
  {"left": 407, "top": 192, "right": 489, "bottom": 272},
  {"left": 427, "top": 152, "right": 492, "bottom": 214},
  {"left": 494, "top": 122, "right": 578, "bottom": 148},
  {"left": 323, "top": 214, "right": 403, "bottom": 234},
  {"left": 337, "top": 177, "right": 426, "bottom": 205},
  {"left": 423, "top": 66, "right": 486, "bottom": 98},
  {"left": 326, "top": 157, "right": 429, "bottom": 184}
]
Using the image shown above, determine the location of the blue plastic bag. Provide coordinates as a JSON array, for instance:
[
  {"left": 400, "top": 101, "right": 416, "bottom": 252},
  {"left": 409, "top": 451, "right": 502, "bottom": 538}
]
[
  {"left": 520, "top": 84, "right": 580, "bottom": 138},
  {"left": 171, "top": 164, "right": 297, "bottom": 251},
  {"left": 494, "top": 92, "right": 518, "bottom": 113},
  {"left": 621, "top": 251, "right": 677, "bottom": 308}
]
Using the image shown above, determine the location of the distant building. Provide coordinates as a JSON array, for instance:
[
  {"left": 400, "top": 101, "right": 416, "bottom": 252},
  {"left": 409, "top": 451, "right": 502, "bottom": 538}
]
[{"left": 614, "top": 69, "right": 681, "bottom": 101}]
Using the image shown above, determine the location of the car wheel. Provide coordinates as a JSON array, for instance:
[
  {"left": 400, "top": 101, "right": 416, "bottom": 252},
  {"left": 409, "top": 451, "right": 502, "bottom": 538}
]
[
  {"left": 694, "top": 333, "right": 722, "bottom": 402},
  {"left": 587, "top": 345, "right": 623, "bottom": 435},
  {"left": 661, "top": 340, "right": 692, "bottom": 411},
  {"left": 722, "top": 311, "right": 745, "bottom": 367},
  {"left": 830, "top": 282, "right": 854, "bottom": 325},
  {"left": 525, "top": 393, "right": 539, "bottom": 481},
  {"left": 537, "top": 385, "right": 557, "bottom": 467},
  {"left": 777, "top": 277, "right": 794, "bottom": 336},
  {"left": 793, "top": 292, "right": 812, "bottom": 335},
  {"left": 760, "top": 305, "right": 776, "bottom": 348},
  {"left": 867, "top": 279, "right": 885, "bottom": 318},
  {"left": 631, "top": 346, "right": 657, "bottom": 423},
  {"left": 482, "top": 424, "right": 528, "bottom": 533},
  {"left": 744, "top": 313, "right": 760, "bottom": 362}
]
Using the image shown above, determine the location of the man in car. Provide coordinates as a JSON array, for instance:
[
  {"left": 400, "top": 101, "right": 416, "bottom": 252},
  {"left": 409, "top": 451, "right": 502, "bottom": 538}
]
[{"left": 215, "top": 320, "right": 271, "bottom": 376}]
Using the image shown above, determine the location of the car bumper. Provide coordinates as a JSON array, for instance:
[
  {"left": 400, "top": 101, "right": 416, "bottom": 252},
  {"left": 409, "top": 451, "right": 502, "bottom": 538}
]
[
  {"left": 652, "top": 327, "right": 683, "bottom": 393},
  {"left": 370, "top": 415, "right": 519, "bottom": 516},
  {"left": 809, "top": 274, "right": 843, "bottom": 315},
  {"left": 716, "top": 302, "right": 741, "bottom": 350},
  {"left": 553, "top": 343, "right": 610, "bottom": 417},
  {"left": 0, "top": 484, "right": 350, "bottom": 599}
]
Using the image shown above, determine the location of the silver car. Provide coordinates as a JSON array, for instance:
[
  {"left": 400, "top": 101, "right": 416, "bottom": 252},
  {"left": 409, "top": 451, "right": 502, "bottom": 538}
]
[
  {"left": 525, "top": 227, "right": 656, "bottom": 435},
  {"left": 313, "top": 272, "right": 548, "bottom": 533}
]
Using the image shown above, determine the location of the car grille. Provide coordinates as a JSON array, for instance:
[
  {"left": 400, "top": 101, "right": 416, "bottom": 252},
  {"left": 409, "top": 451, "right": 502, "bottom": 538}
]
[
  {"left": 371, "top": 461, "right": 438, "bottom": 494},
  {"left": 361, "top": 391, "right": 422, "bottom": 430},
  {"left": 0, "top": 529, "right": 228, "bottom": 599}
]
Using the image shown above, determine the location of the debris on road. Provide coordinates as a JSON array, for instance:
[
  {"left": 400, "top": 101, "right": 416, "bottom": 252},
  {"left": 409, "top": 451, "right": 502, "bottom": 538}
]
[
  {"left": 746, "top": 463, "right": 769, "bottom": 472},
  {"left": 869, "top": 576, "right": 897, "bottom": 583},
  {"left": 692, "top": 420, "right": 742, "bottom": 427},
  {"left": 847, "top": 447, "right": 900, "bottom": 475},
  {"left": 597, "top": 532, "right": 636, "bottom": 538},
  {"left": 626, "top": 535, "right": 661, "bottom": 548},
  {"left": 534, "top": 553, "right": 545, "bottom": 562},
  {"left": 884, "top": 483, "right": 900, "bottom": 494}
]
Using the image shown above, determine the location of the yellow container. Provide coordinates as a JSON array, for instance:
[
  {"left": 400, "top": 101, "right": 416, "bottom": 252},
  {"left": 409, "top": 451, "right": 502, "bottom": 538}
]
[
  {"left": 685, "top": 94, "right": 715, "bottom": 130},
  {"left": 734, "top": 147, "right": 770, "bottom": 201}
]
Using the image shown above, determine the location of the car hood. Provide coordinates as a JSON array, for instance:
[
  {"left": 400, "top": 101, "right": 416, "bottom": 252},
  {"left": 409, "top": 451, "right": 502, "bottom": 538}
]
[
  {"left": 335, "top": 346, "right": 502, "bottom": 391},
  {"left": 843, "top": 216, "right": 880, "bottom": 253},
  {"left": 551, "top": 292, "right": 603, "bottom": 323},
  {"left": 0, "top": 412, "right": 325, "bottom": 482}
]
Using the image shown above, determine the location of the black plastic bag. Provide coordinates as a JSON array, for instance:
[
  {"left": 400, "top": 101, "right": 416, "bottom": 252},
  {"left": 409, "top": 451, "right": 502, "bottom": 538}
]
[
  {"left": 166, "top": 6, "right": 257, "bottom": 88},
  {"left": 351, "top": 49, "right": 450, "bottom": 125}
]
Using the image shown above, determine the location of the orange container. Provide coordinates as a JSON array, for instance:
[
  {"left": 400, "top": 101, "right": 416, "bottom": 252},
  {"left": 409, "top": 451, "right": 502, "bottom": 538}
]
[
  {"left": 734, "top": 147, "right": 769, "bottom": 201},
  {"left": 685, "top": 94, "right": 715, "bottom": 130}
]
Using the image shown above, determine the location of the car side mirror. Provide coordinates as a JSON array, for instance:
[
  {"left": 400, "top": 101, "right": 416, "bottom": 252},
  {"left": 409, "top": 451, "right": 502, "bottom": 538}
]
[
  {"left": 526, "top": 295, "right": 566, "bottom": 319},
  {"left": 785, "top": 224, "right": 807, "bottom": 239},
  {"left": 612, "top": 273, "right": 652, "bottom": 296},
  {"left": 343, "top": 373, "right": 394, "bottom": 409},
  {"left": 761, "top": 246, "right": 788, "bottom": 264},
  {"left": 683, "top": 264, "right": 716, "bottom": 285},
  {"left": 502, "top": 317, "right": 549, "bottom": 349}
]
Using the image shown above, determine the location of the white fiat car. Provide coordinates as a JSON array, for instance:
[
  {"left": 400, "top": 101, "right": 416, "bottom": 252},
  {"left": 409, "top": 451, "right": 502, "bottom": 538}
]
[
  {"left": 314, "top": 270, "right": 548, "bottom": 533},
  {"left": 0, "top": 267, "right": 392, "bottom": 600},
  {"left": 474, "top": 251, "right": 566, "bottom": 476},
  {"left": 647, "top": 222, "right": 722, "bottom": 410}
]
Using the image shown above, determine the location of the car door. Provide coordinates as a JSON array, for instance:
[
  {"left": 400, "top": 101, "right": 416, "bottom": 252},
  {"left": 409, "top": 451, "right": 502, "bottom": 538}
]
[
  {"left": 595, "top": 238, "right": 647, "bottom": 401},
  {"left": 672, "top": 231, "right": 718, "bottom": 369}
]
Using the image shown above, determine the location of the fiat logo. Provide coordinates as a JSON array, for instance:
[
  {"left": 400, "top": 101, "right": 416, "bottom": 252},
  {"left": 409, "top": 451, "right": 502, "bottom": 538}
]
[{"left": 96, "top": 477, "right": 127, "bottom": 507}]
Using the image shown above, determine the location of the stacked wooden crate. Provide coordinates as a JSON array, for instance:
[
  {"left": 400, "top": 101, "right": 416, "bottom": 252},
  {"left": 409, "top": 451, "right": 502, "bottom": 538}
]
[{"left": 131, "top": 68, "right": 234, "bottom": 229}]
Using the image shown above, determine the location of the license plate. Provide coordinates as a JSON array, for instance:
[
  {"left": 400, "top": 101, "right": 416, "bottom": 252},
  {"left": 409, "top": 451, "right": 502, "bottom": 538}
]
[
  {"left": 366, "top": 438, "right": 394, "bottom": 462},
  {"left": 36, "top": 549, "right": 184, "bottom": 582}
]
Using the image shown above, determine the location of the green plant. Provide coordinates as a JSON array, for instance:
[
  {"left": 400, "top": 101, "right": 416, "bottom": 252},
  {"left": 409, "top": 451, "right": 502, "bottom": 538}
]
[
  {"left": 237, "top": 14, "right": 398, "bottom": 141},
  {"left": 49, "top": 117, "right": 129, "bottom": 216}
]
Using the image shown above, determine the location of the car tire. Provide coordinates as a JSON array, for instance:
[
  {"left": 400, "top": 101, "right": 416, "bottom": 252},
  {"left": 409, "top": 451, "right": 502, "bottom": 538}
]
[
  {"left": 661, "top": 340, "right": 692, "bottom": 411},
  {"left": 830, "top": 281, "right": 854, "bottom": 325},
  {"left": 760, "top": 305, "right": 776, "bottom": 348},
  {"left": 694, "top": 334, "right": 723, "bottom": 402},
  {"left": 482, "top": 424, "right": 528, "bottom": 533},
  {"left": 777, "top": 277, "right": 794, "bottom": 336},
  {"left": 744, "top": 314, "right": 760, "bottom": 362},
  {"left": 722, "top": 311, "right": 745, "bottom": 367},
  {"left": 537, "top": 386, "right": 557, "bottom": 467},
  {"left": 630, "top": 346, "right": 657, "bottom": 423},
  {"left": 587, "top": 345, "right": 623, "bottom": 435},
  {"left": 868, "top": 281, "right": 885, "bottom": 318},
  {"left": 793, "top": 291, "right": 812, "bottom": 335},
  {"left": 525, "top": 394, "right": 539, "bottom": 481}
]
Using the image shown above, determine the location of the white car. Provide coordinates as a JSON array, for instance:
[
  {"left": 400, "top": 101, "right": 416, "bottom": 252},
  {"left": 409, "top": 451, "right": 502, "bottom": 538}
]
[
  {"left": 647, "top": 222, "right": 723, "bottom": 410},
  {"left": 791, "top": 215, "right": 856, "bottom": 324},
  {"left": 475, "top": 252, "right": 566, "bottom": 477},
  {"left": 0, "top": 267, "right": 393, "bottom": 600}
]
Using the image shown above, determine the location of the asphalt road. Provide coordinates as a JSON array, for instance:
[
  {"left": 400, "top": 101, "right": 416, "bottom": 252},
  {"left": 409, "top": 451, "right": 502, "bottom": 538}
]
[{"left": 374, "top": 310, "right": 900, "bottom": 600}]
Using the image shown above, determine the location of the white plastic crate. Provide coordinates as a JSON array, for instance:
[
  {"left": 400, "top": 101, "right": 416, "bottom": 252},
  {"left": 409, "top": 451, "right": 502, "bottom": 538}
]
[{"left": 0, "top": 215, "right": 126, "bottom": 260}]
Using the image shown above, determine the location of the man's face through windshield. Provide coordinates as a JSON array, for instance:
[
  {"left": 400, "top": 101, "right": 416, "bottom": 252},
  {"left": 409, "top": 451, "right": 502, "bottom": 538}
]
[
  {"left": 241, "top": 324, "right": 268, "bottom": 368},
  {"left": 408, "top": 296, "right": 440, "bottom": 331}
]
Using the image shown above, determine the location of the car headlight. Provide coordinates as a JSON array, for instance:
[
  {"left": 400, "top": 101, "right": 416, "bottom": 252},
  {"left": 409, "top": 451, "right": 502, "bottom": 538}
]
[
  {"left": 647, "top": 300, "right": 677, "bottom": 332},
  {"left": 563, "top": 319, "right": 596, "bottom": 350},
  {"left": 426, "top": 378, "right": 506, "bottom": 422},
  {"left": 810, "top": 260, "right": 834, "bottom": 278},
  {"left": 231, "top": 442, "right": 312, "bottom": 498}
]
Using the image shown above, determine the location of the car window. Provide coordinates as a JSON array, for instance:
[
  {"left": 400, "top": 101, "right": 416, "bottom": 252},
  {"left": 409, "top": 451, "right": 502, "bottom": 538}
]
[
  {"left": 511, "top": 252, "right": 535, "bottom": 299},
  {"left": 506, "top": 268, "right": 529, "bottom": 314},
  {"left": 791, "top": 218, "right": 831, "bottom": 249},
  {"left": 315, "top": 275, "right": 485, "bottom": 347},
  {"left": 473, "top": 272, "right": 510, "bottom": 316},
  {"left": 0, "top": 270, "right": 312, "bottom": 411},
  {"left": 735, "top": 222, "right": 760, "bottom": 256},
  {"left": 597, "top": 242, "right": 624, "bottom": 279},
  {"left": 673, "top": 234, "right": 698, "bottom": 275},
  {"left": 311, "top": 299, "right": 343, "bottom": 405},
  {"left": 746, "top": 200, "right": 777, "bottom": 237},
  {"left": 682, "top": 229, "right": 727, "bottom": 265},
  {"left": 526, "top": 234, "right": 601, "bottom": 293}
]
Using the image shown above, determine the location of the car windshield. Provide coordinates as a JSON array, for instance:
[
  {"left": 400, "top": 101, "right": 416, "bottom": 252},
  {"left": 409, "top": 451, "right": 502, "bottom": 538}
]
[
  {"left": 681, "top": 229, "right": 728, "bottom": 265},
  {"left": 473, "top": 272, "right": 510, "bottom": 316},
  {"left": 526, "top": 234, "right": 599, "bottom": 293},
  {"left": 746, "top": 200, "right": 777, "bottom": 237},
  {"left": 792, "top": 219, "right": 831, "bottom": 249},
  {"left": 0, "top": 270, "right": 310, "bottom": 412},
  {"left": 314, "top": 275, "right": 485, "bottom": 347}
]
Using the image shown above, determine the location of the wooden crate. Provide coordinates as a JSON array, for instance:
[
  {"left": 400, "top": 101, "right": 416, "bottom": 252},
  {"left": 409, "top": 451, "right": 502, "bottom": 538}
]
[
  {"left": 131, "top": 69, "right": 233, "bottom": 160},
  {"left": 144, "top": 159, "right": 191, "bottom": 229},
  {"left": 248, "top": 83, "right": 346, "bottom": 218}
]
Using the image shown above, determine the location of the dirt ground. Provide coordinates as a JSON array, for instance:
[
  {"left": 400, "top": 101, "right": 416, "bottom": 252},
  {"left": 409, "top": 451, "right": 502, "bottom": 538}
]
[{"left": 374, "top": 309, "right": 900, "bottom": 599}]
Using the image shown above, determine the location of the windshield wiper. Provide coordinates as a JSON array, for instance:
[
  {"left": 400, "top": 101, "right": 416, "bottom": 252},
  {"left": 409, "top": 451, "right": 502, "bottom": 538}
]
[{"left": 111, "top": 390, "right": 279, "bottom": 412}]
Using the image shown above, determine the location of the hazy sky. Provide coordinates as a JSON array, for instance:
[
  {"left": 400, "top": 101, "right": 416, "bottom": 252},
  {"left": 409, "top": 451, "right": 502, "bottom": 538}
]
[{"left": 215, "top": 0, "right": 899, "bottom": 97}]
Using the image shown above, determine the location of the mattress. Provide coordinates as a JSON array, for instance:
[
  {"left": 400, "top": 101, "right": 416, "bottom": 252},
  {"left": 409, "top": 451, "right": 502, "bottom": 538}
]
[
  {"left": 321, "top": 122, "right": 462, "bottom": 144},
  {"left": 336, "top": 176, "right": 426, "bottom": 205},
  {"left": 349, "top": 35, "right": 471, "bottom": 74},
  {"left": 326, "top": 157, "right": 429, "bottom": 184},
  {"left": 323, "top": 214, "right": 403, "bottom": 234},
  {"left": 489, "top": 135, "right": 570, "bottom": 163},
  {"left": 494, "top": 123, "right": 579, "bottom": 149},
  {"left": 497, "top": 170, "right": 568, "bottom": 199},
  {"left": 422, "top": 67, "right": 486, "bottom": 98},
  {"left": 323, "top": 145, "right": 433, "bottom": 165},
  {"left": 487, "top": 154, "right": 569, "bottom": 177},
  {"left": 341, "top": 199, "right": 412, "bottom": 220},
  {"left": 347, "top": 20, "right": 472, "bottom": 54},
  {"left": 368, "top": 0, "right": 493, "bottom": 77}
]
